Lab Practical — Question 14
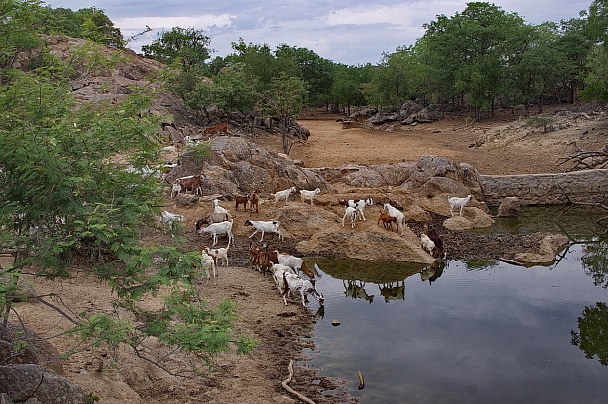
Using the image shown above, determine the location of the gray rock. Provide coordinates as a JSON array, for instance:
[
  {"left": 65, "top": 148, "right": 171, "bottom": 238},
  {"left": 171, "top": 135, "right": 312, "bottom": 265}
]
[{"left": 0, "top": 364, "right": 86, "bottom": 404}]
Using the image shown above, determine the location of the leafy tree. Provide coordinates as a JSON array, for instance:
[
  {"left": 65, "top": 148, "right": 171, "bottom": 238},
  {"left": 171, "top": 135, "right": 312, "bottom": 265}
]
[
  {"left": 226, "top": 38, "right": 279, "bottom": 91},
  {"left": 142, "top": 27, "right": 212, "bottom": 72},
  {"left": 36, "top": 5, "right": 123, "bottom": 47},
  {"left": 0, "top": 0, "right": 44, "bottom": 70},
  {"left": 258, "top": 71, "right": 306, "bottom": 153},
  {"left": 580, "top": 45, "right": 608, "bottom": 102},
  {"left": 332, "top": 64, "right": 367, "bottom": 114},
  {"left": 274, "top": 44, "right": 335, "bottom": 108}
]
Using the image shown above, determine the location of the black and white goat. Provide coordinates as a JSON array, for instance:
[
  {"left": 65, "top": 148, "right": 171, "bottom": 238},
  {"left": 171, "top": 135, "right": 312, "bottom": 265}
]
[
  {"left": 342, "top": 206, "right": 358, "bottom": 229},
  {"left": 279, "top": 270, "right": 324, "bottom": 307},
  {"left": 348, "top": 198, "right": 373, "bottom": 221}
]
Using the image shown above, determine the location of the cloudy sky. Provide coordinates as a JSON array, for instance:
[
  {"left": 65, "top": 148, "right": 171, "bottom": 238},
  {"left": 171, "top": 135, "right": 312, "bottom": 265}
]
[{"left": 43, "top": 0, "right": 591, "bottom": 65}]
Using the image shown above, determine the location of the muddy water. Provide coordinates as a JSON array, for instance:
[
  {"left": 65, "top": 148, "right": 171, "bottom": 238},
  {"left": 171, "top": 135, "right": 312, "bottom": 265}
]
[{"left": 302, "top": 207, "right": 608, "bottom": 403}]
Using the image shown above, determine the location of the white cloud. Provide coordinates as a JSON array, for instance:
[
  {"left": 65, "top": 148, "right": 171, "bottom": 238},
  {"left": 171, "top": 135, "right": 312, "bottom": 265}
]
[{"left": 44, "top": 0, "right": 592, "bottom": 65}]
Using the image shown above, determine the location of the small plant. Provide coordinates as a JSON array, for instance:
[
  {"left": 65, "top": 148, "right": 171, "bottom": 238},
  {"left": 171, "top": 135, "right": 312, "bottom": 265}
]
[{"left": 526, "top": 115, "right": 554, "bottom": 133}]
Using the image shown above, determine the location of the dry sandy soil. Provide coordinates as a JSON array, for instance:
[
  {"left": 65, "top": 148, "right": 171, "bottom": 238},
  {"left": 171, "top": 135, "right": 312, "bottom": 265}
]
[{"left": 9, "top": 105, "right": 608, "bottom": 404}]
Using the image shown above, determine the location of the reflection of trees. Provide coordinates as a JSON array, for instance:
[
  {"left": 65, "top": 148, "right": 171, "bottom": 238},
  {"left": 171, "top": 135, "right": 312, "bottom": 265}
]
[
  {"left": 571, "top": 301, "right": 608, "bottom": 366},
  {"left": 581, "top": 240, "right": 608, "bottom": 289},
  {"left": 465, "top": 259, "right": 498, "bottom": 270}
]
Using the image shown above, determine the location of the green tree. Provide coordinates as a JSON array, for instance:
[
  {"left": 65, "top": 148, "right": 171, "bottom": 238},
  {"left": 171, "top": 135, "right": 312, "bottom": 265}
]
[
  {"left": 258, "top": 71, "right": 306, "bottom": 153},
  {"left": 332, "top": 64, "right": 367, "bottom": 114},
  {"left": 226, "top": 38, "right": 279, "bottom": 91},
  {"left": 0, "top": 0, "right": 44, "bottom": 70},
  {"left": 142, "top": 27, "right": 212, "bottom": 72},
  {"left": 274, "top": 44, "right": 336, "bottom": 108},
  {"left": 580, "top": 45, "right": 608, "bottom": 102},
  {"left": 210, "top": 62, "right": 259, "bottom": 113}
]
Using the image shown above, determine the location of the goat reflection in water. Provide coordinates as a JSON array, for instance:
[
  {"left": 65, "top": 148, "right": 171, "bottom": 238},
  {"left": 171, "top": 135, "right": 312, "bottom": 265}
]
[
  {"left": 343, "top": 280, "right": 375, "bottom": 303},
  {"left": 379, "top": 280, "right": 405, "bottom": 303},
  {"left": 420, "top": 260, "right": 447, "bottom": 285}
]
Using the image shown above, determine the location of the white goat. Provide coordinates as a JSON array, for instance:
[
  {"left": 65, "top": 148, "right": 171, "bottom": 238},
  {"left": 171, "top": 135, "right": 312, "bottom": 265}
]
[
  {"left": 342, "top": 206, "right": 358, "bottom": 228},
  {"left": 204, "top": 245, "right": 229, "bottom": 267},
  {"left": 383, "top": 203, "right": 405, "bottom": 235},
  {"left": 200, "top": 250, "right": 217, "bottom": 285},
  {"left": 212, "top": 199, "right": 229, "bottom": 214},
  {"left": 279, "top": 271, "right": 324, "bottom": 307},
  {"left": 449, "top": 194, "right": 472, "bottom": 217},
  {"left": 420, "top": 234, "right": 436, "bottom": 256},
  {"left": 170, "top": 182, "right": 182, "bottom": 199},
  {"left": 158, "top": 210, "right": 184, "bottom": 234},
  {"left": 273, "top": 186, "right": 296, "bottom": 206},
  {"left": 348, "top": 198, "right": 373, "bottom": 221},
  {"left": 200, "top": 220, "right": 234, "bottom": 246},
  {"left": 300, "top": 188, "right": 321, "bottom": 205},
  {"left": 244, "top": 219, "right": 283, "bottom": 242}
]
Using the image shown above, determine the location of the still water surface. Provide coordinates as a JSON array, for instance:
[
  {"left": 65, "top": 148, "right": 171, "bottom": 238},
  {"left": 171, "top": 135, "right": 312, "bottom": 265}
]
[{"left": 301, "top": 207, "right": 608, "bottom": 403}]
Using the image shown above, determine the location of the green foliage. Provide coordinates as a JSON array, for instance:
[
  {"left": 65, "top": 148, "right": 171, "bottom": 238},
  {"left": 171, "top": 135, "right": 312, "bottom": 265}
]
[
  {"left": 0, "top": 26, "right": 255, "bottom": 374},
  {"left": 208, "top": 62, "right": 259, "bottom": 113},
  {"left": 580, "top": 46, "right": 608, "bottom": 102},
  {"left": 526, "top": 115, "right": 554, "bottom": 132},
  {"left": 258, "top": 71, "right": 306, "bottom": 127},
  {"left": 0, "top": 0, "right": 45, "bottom": 69}
]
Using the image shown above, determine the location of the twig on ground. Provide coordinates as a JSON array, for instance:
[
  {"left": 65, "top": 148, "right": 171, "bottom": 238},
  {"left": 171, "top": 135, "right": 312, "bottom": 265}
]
[{"left": 281, "top": 359, "right": 315, "bottom": 404}]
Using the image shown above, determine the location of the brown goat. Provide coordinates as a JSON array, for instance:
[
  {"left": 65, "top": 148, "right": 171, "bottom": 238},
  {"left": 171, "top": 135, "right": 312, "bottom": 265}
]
[
  {"left": 235, "top": 194, "right": 249, "bottom": 211},
  {"left": 426, "top": 225, "right": 446, "bottom": 259},
  {"left": 378, "top": 211, "right": 397, "bottom": 231},
  {"left": 249, "top": 189, "right": 260, "bottom": 213}
]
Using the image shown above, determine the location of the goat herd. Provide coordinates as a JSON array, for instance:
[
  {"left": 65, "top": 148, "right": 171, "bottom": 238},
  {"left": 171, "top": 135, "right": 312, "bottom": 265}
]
[{"left": 159, "top": 179, "right": 473, "bottom": 309}]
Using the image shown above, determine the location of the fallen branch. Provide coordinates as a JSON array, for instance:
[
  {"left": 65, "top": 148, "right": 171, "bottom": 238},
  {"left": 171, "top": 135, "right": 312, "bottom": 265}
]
[{"left": 282, "top": 359, "right": 315, "bottom": 404}]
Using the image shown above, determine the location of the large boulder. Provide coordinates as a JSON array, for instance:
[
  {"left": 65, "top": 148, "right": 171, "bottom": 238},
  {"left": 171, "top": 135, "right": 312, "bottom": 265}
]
[
  {"left": 514, "top": 234, "right": 570, "bottom": 265},
  {"left": 297, "top": 229, "right": 434, "bottom": 264},
  {"left": 0, "top": 364, "right": 86, "bottom": 404},
  {"left": 399, "top": 155, "right": 484, "bottom": 204},
  {"left": 443, "top": 207, "right": 495, "bottom": 230},
  {"left": 497, "top": 196, "right": 521, "bottom": 217}
]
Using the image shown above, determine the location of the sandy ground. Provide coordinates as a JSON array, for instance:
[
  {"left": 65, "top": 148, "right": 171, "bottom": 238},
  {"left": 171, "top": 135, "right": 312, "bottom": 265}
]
[{"left": 8, "top": 106, "right": 608, "bottom": 404}]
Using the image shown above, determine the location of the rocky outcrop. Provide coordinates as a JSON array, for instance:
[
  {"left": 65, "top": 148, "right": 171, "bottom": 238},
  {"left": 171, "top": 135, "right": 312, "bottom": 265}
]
[{"left": 167, "top": 137, "right": 332, "bottom": 197}]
